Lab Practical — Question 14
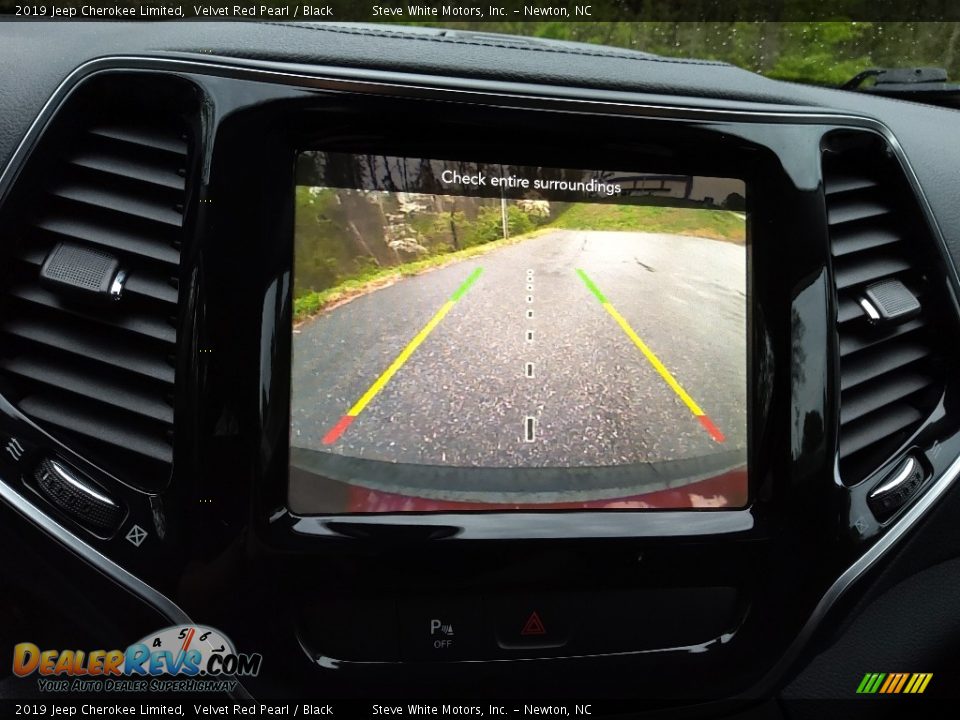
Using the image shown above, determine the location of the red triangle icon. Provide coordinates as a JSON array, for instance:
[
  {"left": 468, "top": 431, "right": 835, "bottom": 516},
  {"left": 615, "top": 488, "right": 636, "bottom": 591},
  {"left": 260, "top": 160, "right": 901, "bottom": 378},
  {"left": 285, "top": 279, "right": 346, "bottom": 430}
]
[{"left": 520, "top": 611, "right": 546, "bottom": 636}]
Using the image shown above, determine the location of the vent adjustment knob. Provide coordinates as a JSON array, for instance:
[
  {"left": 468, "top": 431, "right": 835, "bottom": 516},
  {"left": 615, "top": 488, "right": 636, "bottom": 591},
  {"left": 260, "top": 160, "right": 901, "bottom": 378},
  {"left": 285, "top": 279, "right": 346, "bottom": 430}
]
[
  {"left": 40, "top": 242, "right": 126, "bottom": 302},
  {"left": 33, "top": 458, "right": 125, "bottom": 535},
  {"left": 859, "top": 278, "right": 921, "bottom": 325},
  {"left": 867, "top": 454, "right": 926, "bottom": 521}
]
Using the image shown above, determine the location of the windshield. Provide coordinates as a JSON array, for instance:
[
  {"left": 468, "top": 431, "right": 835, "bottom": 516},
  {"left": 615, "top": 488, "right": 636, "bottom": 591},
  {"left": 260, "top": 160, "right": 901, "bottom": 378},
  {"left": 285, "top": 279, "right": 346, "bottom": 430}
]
[
  {"left": 0, "top": 2, "right": 956, "bottom": 87},
  {"left": 416, "top": 21, "right": 960, "bottom": 87}
]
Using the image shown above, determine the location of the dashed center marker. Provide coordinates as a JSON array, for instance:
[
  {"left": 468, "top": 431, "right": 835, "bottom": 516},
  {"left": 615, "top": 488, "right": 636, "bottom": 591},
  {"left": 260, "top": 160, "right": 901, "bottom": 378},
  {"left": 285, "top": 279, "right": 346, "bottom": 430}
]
[
  {"left": 321, "top": 267, "right": 483, "bottom": 445},
  {"left": 523, "top": 270, "right": 537, "bottom": 444},
  {"left": 575, "top": 268, "right": 726, "bottom": 443}
]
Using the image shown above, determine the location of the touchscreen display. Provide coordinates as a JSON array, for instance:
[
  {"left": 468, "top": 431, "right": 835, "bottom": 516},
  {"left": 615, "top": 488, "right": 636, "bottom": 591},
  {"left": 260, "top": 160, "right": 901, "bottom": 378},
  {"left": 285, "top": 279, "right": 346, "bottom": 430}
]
[{"left": 289, "top": 153, "right": 747, "bottom": 513}]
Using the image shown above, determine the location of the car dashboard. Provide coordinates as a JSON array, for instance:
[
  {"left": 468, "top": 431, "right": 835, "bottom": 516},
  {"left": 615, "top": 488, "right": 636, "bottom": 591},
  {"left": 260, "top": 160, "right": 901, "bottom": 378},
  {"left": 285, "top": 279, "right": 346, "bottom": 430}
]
[{"left": 1, "top": 21, "right": 960, "bottom": 712}]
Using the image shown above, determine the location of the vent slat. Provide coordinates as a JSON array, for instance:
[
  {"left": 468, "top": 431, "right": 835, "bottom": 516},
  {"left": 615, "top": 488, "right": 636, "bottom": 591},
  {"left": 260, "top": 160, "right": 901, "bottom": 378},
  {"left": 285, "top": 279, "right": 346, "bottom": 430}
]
[
  {"left": 839, "top": 318, "right": 926, "bottom": 357},
  {"left": 88, "top": 126, "right": 187, "bottom": 157},
  {"left": 124, "top": 274, "right": 179, "bottom": 305},
  {"left": 840, "top": 371, "right": 934, "bottom": 425},
  {"left": 827, "top": 197, "right": 891, "bottom": 226},
  {"left": 19, "top": 394, "right": 173, "bottom": 464},
  {"left": 1, "top": 356, "right": 173, "bottom": 424},
  {"left": 50, "top": 181, "right": 183, "bottom": 228},
  {"left": 837, "top": 295, "right": 864, "bottom": 324},
  {"left": 16, "top": 245, "right": 47, "bottom": 266},
  {"left": 825, "top": 175, "right": 879, "bottom": 196},
  {"left": 833, "top": 253, "right": 911, "bottom": 290},
  {"left": 830, "top": 226, "right": 900, "bottom": 257},
  {"left": 838, "top": 404, "right": 923, "bottom": 459},
  {"left": 840, "top": 340, "right": 930, "bottom": 391},
  {"left": 33, "top": 214, "right": 180, "bottom": 265},
  {"left": 2, "top": 317, "right": 175, "bottom": 384},
  {"left": 68, "top": 150, "right": 186, "bottom": 192},
  {"left": 6, "top": 284, "right": 176, "bottom": 344}
]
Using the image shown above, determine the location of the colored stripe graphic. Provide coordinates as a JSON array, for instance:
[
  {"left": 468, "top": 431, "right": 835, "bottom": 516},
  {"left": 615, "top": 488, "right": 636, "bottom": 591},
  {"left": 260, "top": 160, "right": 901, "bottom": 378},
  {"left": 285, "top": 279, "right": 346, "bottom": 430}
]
[
  {"left": 575, "top": 269, "right": 725, "bottom": 443},
  {"left": 575, "top": 268, "right": 608, "bottom": 304},
  {"left": 322, "top": 268, "right": 483, "bottom": 445},
  {"left": 857, "top": 672, "right": 932, "bottom": 694},
  {"left": 905, "top": 673, "right": 933, "bottom": 694},
  {"left": 321, "top": 415, "right": 355, "bottom": 445},
  {"left": 879, "top": 674, "right": 896, "bottom": 694},
  {"left": 893, "top": 673, "right": 909, "bottom": 693}
]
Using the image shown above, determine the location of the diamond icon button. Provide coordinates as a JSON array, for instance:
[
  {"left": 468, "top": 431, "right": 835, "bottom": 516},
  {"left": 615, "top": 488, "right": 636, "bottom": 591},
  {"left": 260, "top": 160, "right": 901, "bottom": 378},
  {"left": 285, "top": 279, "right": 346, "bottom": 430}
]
[{"left": 125, "top": 524, "right": 148, "bottom": 548}]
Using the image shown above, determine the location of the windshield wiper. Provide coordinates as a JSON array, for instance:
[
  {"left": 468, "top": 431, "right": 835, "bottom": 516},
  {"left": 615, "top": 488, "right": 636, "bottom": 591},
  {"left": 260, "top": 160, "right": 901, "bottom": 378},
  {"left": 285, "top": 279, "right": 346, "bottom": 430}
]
[{"left": 842, "top": 67, "right": 960, "bottom": 109}]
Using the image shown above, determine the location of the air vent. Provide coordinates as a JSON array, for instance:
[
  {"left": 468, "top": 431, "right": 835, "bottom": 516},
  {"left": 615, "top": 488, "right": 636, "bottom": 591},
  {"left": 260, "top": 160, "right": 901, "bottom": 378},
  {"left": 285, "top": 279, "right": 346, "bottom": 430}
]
[
  {"left": 0, "top": 87, "right": 193, "bottom": 491},
  {"left": 825, "top": 133, "right": 947, "bottom": 485}
]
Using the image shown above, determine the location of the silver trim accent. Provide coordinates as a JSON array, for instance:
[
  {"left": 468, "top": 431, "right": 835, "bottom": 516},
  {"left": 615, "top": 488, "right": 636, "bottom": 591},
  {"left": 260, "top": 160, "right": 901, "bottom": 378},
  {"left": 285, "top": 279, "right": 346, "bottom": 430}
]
[
  {"left": 109, "top": 269, "right": 127, "bottom": 300},
  {"left": 870, "top": 456, "right": 918, "bottom": 498},
  {"left": 0, "top": 53, "right": 956, "bottom": 696},
  {"left": 295, "top": 627, "right": 732, "bottom": 669},
  {"left": 299, "top": 509, "right": 754, "bottom": 539},
  {"left": 859, "top": 296, "right": 881, "bottom": 322},
  {"left": 0, "top": 477, "right": 188, "bottom": 621},
  {"left": 46, "top": 459, "right": 118, "bottom": 507},
  {"left": 63, "top": 58, "right": 860, "bottom": 121},
  {"left": 0, "top": 478, "right": 252, "bottom": 700}
]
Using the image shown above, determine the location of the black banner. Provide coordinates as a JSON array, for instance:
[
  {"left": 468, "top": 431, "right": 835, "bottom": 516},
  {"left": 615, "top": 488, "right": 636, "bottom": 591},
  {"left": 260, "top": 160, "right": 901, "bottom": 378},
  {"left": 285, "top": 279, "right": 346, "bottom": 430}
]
[
  {"left": 3, "top": 698, "right": 960, "bottom": 718},
  {"left": 0, "top": 0, "right": 957, "bottom": 22},
  {"left": 0, "top": 700, "right": 671, "bottom": 718}
]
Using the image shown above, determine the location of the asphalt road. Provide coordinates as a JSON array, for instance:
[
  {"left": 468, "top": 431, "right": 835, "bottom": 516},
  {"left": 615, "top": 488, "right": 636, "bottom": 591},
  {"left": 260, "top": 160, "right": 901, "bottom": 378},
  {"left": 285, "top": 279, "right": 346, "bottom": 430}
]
[{"left": 291, "top": 230, "right": 747, "bottom": 481}]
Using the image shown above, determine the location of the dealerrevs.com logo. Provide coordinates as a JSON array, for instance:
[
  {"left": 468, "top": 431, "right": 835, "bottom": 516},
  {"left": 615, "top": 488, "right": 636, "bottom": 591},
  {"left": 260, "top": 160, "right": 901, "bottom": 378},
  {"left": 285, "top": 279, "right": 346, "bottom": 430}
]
[{"left": 13, "top": 625, "right": 262, "bottom": 693}]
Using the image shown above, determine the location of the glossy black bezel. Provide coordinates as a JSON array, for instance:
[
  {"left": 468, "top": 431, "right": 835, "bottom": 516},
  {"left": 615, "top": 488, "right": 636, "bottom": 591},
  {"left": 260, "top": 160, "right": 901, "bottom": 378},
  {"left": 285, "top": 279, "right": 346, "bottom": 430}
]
[{"left": 234, "top": 92, "right": 785, "bottom": 543}]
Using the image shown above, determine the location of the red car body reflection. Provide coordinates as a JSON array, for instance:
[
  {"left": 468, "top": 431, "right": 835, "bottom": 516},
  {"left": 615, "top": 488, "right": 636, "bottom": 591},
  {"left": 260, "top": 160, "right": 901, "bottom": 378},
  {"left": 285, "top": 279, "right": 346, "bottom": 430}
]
[{"left": 346, "top": 467, "right": 748, "bottom": 513}]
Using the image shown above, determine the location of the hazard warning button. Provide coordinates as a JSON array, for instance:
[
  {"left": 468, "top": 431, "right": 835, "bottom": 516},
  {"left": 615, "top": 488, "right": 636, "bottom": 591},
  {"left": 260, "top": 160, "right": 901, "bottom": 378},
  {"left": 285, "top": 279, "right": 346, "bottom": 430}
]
[
  {"left": 521, "top": 611, "right": 547, "bottom": 636},
  {"left": 489, "top": 595, "right": 576, "bottom": 650}
]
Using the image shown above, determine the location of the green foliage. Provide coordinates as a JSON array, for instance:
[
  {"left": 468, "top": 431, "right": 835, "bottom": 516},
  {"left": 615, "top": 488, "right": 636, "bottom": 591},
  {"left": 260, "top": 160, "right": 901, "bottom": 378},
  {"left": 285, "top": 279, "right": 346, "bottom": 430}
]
[
  {"left": 293, "top": 192, "right": 555, "bottom": 320},
  {"left": 352, "top": 255, "right": 381, "bottom": 276},
  {"left": 293, "top": 226, "right": 551, "bottom": 322},
  {"left": 406, "top": 21, "right": 960, "bottom": 85},
  {"left": 461, "top": 206, "right": 539, "bottom": 247},
  {"left": 550, "top": 204, "right": 746, "bottom": 243},
  {"left": 293, "top": 200, "right": 747, "bottom": 322},
  {"left": 408, "top": 211, "right": 477, "bottom": 252},
  {"left": 766, "top": 23, "right": 874, "bottom": 84},
  {"left": 293, "top": 186, "right": 350, "bottom": 296}
]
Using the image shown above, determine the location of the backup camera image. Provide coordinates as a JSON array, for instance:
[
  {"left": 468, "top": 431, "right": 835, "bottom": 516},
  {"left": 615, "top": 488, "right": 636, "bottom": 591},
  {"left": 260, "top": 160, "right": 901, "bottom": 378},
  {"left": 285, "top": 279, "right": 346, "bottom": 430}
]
[{"left": 289, "top": 153, "right": 747, "bottom": 513}]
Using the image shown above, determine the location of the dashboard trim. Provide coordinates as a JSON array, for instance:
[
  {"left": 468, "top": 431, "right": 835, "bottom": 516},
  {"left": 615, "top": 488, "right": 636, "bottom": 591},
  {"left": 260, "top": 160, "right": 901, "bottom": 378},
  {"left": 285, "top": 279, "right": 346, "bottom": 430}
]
[
  {"left": 0, "top": 477, "right": 253, "bottom": 699},
  {"left": 752, "top": 449, "right": 960, "bottom": 695},
  {"left": 0, "top": 472, "right": 190, "bottom": 621}
]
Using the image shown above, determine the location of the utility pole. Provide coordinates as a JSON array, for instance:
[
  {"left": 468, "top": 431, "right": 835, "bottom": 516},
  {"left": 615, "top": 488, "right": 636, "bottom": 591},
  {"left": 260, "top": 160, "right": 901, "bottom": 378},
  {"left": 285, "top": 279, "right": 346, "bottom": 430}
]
[{"left": 501, "top": 190, "right": 509, "bottom": 240}]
